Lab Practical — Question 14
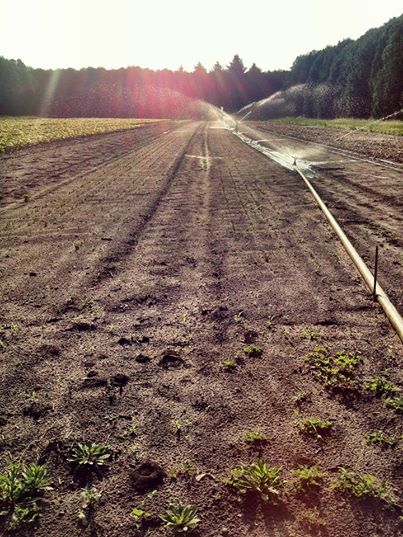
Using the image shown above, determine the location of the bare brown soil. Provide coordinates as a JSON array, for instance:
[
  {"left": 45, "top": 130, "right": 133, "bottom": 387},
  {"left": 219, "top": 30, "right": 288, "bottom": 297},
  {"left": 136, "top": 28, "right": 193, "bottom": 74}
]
[
  {"left": 0, "top": 121, "right": 402, "bottom": 537},
  {"left": 249, "top": 121, "right": 403, "bottom": 164}
]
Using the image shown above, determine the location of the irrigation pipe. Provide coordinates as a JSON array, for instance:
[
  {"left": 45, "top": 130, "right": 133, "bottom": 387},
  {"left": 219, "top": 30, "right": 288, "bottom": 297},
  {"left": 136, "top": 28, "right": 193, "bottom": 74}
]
[{"left": 293, "top": 163, "right": 403, "bottom": 344}]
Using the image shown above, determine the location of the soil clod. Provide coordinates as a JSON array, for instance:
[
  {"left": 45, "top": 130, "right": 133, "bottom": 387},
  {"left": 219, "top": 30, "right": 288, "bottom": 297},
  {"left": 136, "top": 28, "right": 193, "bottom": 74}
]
[
  {"left": 112, "top": 373, "right": 130, "bottom": 388},
  {"left": 136, "top": 353, "right": 151, "bottom": 364},
  {"left": 117, "top": 336, "right": 132, "bottom": 346},
  {"left": 70, "top": 320, "right": 96, "bottom": 332},
  {"left": 244, "top": 330, "right": 258, "bottom": 344},
  {"left": 159, "top": 351, "right": 184, "bottom": 369},
  {"left": 130, "top": 461, "right": 164, "bottom": 492}
]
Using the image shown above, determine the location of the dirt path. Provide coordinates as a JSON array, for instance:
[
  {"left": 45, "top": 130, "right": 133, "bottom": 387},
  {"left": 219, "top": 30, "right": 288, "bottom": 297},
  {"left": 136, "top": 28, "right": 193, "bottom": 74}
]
[{"left": 0, "top": 122, "right": 401, "bottom": 537}]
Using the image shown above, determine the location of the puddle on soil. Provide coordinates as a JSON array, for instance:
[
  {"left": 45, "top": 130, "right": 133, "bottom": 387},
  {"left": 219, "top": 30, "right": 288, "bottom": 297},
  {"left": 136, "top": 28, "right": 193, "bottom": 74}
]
[
  {"left": 185, "top": 154, "right": 222, "bottom": 160},
  {"left": 232, "top": 129, "right": 315, "bottom": 178}
]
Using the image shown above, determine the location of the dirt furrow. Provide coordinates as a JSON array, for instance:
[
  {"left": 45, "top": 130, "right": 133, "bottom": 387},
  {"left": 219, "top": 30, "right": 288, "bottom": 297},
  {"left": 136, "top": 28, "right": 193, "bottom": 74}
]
[{"left": 0, "top": 122, "right": 401, "bottom": 537}]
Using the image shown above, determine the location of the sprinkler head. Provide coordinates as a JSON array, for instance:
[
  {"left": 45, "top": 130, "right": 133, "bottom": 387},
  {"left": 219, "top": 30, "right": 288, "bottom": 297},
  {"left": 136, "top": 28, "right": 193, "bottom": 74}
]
[{"left": 292, "top": 157, "right": 297, "bottom": 166}]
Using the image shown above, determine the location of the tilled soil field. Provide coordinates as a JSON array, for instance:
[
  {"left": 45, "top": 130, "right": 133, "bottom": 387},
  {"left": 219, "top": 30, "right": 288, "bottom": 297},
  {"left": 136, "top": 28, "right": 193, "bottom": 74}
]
[
  {"left": 0, "top": 120, "right": 402, "bottom": 537},
  {"left": 249, "top": 121, "right": 403, "bottom": 164}
]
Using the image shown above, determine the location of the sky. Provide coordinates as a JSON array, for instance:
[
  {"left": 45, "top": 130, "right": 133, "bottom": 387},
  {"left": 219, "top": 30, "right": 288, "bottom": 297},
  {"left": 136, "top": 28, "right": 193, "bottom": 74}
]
[{"left": 0, "top": 0, "right": 402, "bottom": 72}]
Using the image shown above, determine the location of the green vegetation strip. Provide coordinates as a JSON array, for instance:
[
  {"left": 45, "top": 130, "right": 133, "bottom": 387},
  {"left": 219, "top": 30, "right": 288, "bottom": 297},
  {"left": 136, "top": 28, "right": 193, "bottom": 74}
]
[
  {"left": 0, "top": 117, "right": 162, "bottom": 152},
  {"left": 272, "top": 117, "right": 403, "bottom": 136}
]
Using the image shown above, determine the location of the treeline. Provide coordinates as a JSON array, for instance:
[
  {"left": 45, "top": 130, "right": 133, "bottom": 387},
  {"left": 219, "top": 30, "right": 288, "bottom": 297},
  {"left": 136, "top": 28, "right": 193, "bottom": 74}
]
[
  {"left": 0, "top": 14, "right": 401, "bottom": 118},
  {"left": 0, "top": 54, "right": 287, "bottom": 117},
  {"left": 287, "top": 14, "right": 403, "bottom": 118}
]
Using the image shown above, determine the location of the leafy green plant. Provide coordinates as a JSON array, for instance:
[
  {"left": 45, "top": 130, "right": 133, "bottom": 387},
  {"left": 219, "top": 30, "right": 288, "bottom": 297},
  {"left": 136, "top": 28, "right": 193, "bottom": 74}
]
[
  {"left": 293, "top": 466, "right": 325, "bottom": 490},
  {"left": 225, "top": 460, "right": 282, "bottom": 502},
  {"left": 67, "top": 442, "right": 111, "bottom": 467},
  {"left": 365, "top": 377, "right": 398, "bottom": 396},
  {"left": 222, "top": 359, "right": 237, "bottom": 371},
  {"left": 160, "top": 504, "right": 200, "bottom": 533},
  {"left": 331, "top": 468, "right": 391, "bottom": 501},
  {"left": 0, "top": 462, "right": 52, "bottom": 529},
  {"left": 304, "top": 347, "right": 361, "bottom": 389},
  {"left": 385, "top": 396, "right": 403, "bottom": 412},
  {"left": 243, "top": 430, "right": 269, "bottom": 445},
  {"left": 78, "top": 487, "right": 101, "bottom": 527},
  {"left": 364, "top": 431, "right": 396, "bottom": 447},
  {"left": 243, "top": 344, "right": 262, "bottom": 357},
  {"left": 130, "top": 506, "right": 152, "bottom": 530},
  {"left": 299, "top": 417, "right": 332, "bottom": 440}
]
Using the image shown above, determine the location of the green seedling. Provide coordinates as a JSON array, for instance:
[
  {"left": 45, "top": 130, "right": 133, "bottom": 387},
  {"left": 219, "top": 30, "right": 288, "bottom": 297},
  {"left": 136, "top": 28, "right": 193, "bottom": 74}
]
[
  {"left": 222, "top": 359, "right": 237, "bottom": 371},
  {"left": 299, "top": 417, "right": 332, "bottom": 440},
  {"left": 385, "top": 396, "right": 403, "bottom": 412},
  {"left": 172, "top": 419, "right": 192, "bottom": 438},
  {"left": 25, "top": 391, "right": 39, "bottom": 404},
  {"left": 78, "top": 487, "right": 101, "bottom": 527},
  {"left": 130, "top": 506, "right": 152, "bottom": 530},
  {"left": 212, "top": 491, "right": 221, "bottom": 502},
  {"left": 128, "top": 419, "right": 139, "bottom": 436},
  {"left": 233, "top": 309, "right": 244, "bottom": 323},
  {"left": 365, "top": 431, "right": 396, "bottom": 447},
  {"left": 91, "top": 305, "right": 103, "bottom": 320},
  {"left": 0, "top": 462, "right": 52, "bottom": 529},
  {"left": 243, "top": 430, "right": 269, "bottom": 445},
  {"left": 243, "top": 344, "right": 262, "bottom": 357},
  {"left": 68, "top": 442, "right": 111, "bottom": 467},
  {"left": 266, "top": 315, "right": 275, "bottom": 329},
  {"left": 282, "top": 328, "right": 291, "bottom": 339},
  {"left": 301, "top": 328, "right": 322, "bottom": 341},
  {"left": 225, "top": 460, "right": 282, "bottom": 502},
  {"left": 172, "top": 420, "right": 182, "bottom": 437},
  {"left": 304, "top": 347, "right": 361, "bottom": 389},
  {"left": 331, "top": 468, "right": 391, "bottom": 501},
  {"left": 169, "top": 460, "right": 196, "bottom": 479},
  {"left": 293, "top": 466, "right": 325, "bottom": 490},
  {"left": 365, "top": 377, "right": 398, "bottom": 396},
  {"left": 160, "top": 504, "right": 200, "bottom": 533},
  {"left": 298, "top": 507, "right": 327, "bottom": 529},
  {"left": 292, "top": 391, "right": 307, "bottom": 404}
]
